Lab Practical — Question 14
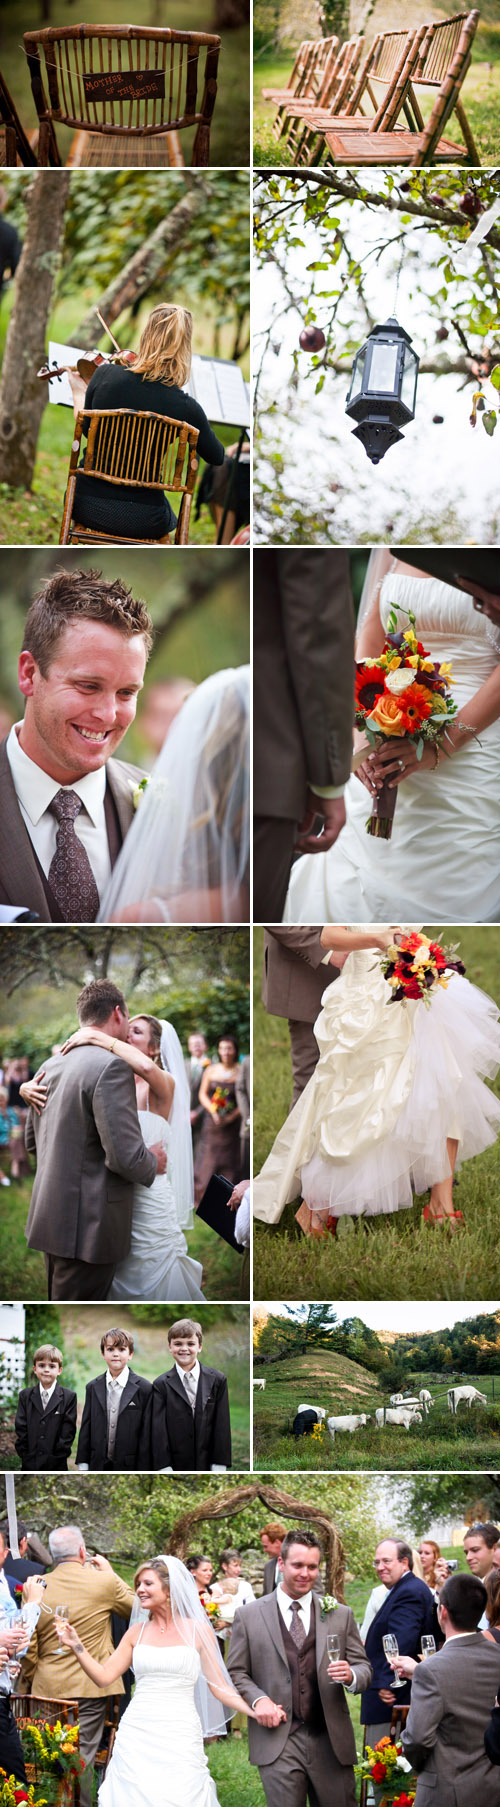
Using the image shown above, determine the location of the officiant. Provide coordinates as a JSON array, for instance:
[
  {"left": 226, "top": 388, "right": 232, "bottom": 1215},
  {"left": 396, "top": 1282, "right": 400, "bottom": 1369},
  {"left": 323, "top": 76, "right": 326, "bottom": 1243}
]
[{"left": 67, "top": 303, "right": 225, "bottom": 543}]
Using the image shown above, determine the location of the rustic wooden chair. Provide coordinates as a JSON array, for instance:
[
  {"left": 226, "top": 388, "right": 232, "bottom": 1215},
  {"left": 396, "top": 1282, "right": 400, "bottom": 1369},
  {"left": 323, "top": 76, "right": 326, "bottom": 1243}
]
[
  {"left": 406, "top": 10, "right": 480, "bottom": 161},
  {"left": 12, "top": 1694, "right": 80, "bottom": 1804},
  {"left": 283, "top": 34, "right": 364, "bottom": 161},
  {"left": 23, "top": 24, "right": 221, "bottom": 167},
  {"left": 266, "top": 37, "right": 339, "bottom": 143},
  {"left": 0, "top": 67, "right": 38, "bottom": 166},
  {"left": 318, "top": 11, "right": 480, "bottom": 164},
  {"left": 289, "top": 25, "right": 423, "bottom": 163},
  {"left": 59, "top": 407, "right": 200, "bottom": 545}
]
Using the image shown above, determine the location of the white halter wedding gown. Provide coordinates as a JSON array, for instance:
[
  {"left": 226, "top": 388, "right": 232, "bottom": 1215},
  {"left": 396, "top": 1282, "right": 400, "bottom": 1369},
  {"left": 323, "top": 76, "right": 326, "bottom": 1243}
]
[
  {"left": 99, "top": 1626, "right": 218, "bottom": 1807},
  {"left": 285, "top": 574, "right": 500, "bottom": 923},
  {"left": 109, "top": 1110, "right": 204, "bottom": 1302},
  {"left": 253, "top": 943, "right": 500, "bottom": 1219}
]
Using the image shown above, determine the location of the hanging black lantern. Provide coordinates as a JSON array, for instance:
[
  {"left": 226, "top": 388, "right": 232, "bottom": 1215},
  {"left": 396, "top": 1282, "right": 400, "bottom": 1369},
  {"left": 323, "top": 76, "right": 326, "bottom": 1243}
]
[{"left": 345, "top": 317, "right": 419, "bottom": 465}]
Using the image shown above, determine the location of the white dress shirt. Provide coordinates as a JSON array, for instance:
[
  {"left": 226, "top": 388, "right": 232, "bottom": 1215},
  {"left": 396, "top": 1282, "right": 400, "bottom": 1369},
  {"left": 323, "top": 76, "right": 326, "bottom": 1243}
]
[
  {"left": 39, "top": 1379, "right": 58, "bottom": 1408},
  {"left": 160, "top": 1361, "right": 226, "bottom": 1474},
  {"left": 7, "top": 723, "right": 112, "bottom": 899},
  {"left": 78, "top": 1365, "right": 129, "bottom": 1469}
]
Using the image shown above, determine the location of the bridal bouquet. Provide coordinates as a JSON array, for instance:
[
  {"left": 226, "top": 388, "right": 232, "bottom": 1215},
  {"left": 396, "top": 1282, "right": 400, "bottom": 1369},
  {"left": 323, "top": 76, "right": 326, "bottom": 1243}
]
[
  {"left": 381, "top": 932, "right": 466, "bottom": 1008},
  {"left": 210, "top": 1086, "right": 235, "bottom": 1119},
  {"left": 355, "top": 1737, "right": 415, "bottom": 1804},
  {"left": 354, "top": 607, "right": 457, "bottom": 839}
]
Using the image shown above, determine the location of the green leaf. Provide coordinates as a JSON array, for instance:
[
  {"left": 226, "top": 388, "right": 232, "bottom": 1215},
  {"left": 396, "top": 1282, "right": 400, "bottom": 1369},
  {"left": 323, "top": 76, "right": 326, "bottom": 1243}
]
[
  {"left": 482, "top": 410, "right": 497, "bottom": 437},
  {"left": 315, "top": 374, "right": 326, "bottom": 394},
  {"left": 415, "top": 738, "right": 424, "bottom": 761},
  {"left": 490, "top": 365, "right": 500, "bottom": 391}
]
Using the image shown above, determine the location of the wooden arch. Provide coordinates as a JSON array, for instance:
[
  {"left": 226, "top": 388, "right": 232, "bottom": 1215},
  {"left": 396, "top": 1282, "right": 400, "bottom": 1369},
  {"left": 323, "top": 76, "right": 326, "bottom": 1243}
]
[{"left": 168, "top": 1482, "right": 346, "bottom": 1598}]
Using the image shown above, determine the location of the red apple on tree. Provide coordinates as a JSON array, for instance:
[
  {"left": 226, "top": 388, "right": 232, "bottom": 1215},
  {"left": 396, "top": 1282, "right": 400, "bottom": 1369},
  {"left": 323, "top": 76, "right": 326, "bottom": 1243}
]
[{"left": 299, "top": 326, "right": 326, "bottom": 352}]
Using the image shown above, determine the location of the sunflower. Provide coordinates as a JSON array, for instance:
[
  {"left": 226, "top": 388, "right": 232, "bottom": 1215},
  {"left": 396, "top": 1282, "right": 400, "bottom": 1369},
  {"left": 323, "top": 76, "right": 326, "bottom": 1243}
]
[{"left": 354, "top": 666, "right": 385, "bottom": 713}]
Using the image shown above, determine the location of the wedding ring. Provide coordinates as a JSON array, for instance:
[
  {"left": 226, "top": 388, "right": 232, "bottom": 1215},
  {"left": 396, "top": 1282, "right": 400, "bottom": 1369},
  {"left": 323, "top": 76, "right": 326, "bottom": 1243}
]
[
  {"left": 398, "top": 759, "right": 405, "bottom": 769},
  {"left": 473, "top": 599, "right": 484, "bottom": 612}
]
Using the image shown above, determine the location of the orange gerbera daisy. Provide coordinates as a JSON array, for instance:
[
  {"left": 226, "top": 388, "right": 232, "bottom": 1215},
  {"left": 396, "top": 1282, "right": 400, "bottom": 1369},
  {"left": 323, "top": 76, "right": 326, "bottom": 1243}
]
[{"left": 399, "top": 682, "right": 433, "bottom": 730}]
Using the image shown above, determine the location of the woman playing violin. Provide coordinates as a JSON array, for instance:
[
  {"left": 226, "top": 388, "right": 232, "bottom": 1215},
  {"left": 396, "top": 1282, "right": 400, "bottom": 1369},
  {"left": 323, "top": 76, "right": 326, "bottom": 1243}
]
[{"left": 72, "top": 302, "right": 225, "bottom": 542}]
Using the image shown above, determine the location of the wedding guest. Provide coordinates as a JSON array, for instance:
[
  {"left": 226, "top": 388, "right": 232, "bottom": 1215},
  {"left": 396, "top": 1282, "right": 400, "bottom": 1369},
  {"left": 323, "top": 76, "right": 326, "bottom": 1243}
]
[
  {"left": 151, "top": 1318, "right": 231, "bottom": 1472},
  {"left": 184, "top": 1033, "right": 209, "bottom": 1155},
  {"left": 194, "top": 1035, "right": 241, "bottom": 1204},
  {"left": 0, "top": 1086, "right": 16, "bottom": 1187},
  {"left": 401, "top": 1573, "right": 500, "bottom": 1805},
  {"left": 260, "top": 1524, "right": 286, "bottom": 1595},
  {"left": 361, "top": 1539, "right": 434, "bottom": 1745},
  {"left": 235, "top": 1054, "right": 250, "bottom": 1176},
  {"left": 139, "top": 677, "right": 196, "bottom": 757},
  {"left": 76, "top": 1328, "right": 152, "bottom": 1472},
  {"left": 0, "top": 1573, "right": 45, "bottom": 1785},
  {"left": 0, "top": 1521, "right": 46, "bottom": 1582},
  {"left": 185, "top": 1554, "right": 224, "bottom": 1611},
  {"left": 217, "top": 1549, "right": 255, "bottom": 1610},
  {"left": 483, "top": 1571, "right": 500, "bottom": 1645},
  {"left": 418, "top": 1539, "right": 442, "bottom": 1587},
  {"left": 14, "top": 1343, "right": 77, "bottom": 1471},
  {"left": 464, "top": 1523, "right": 500, "bottom": 1586}
]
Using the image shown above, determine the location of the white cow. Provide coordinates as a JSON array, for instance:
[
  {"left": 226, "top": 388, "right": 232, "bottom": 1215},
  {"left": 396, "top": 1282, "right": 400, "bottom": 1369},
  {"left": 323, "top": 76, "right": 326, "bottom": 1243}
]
[
  {"left": 297, "top": 1402, "right": 326, "bottom": 1421},
  {"left": 390, "top": 1394, "right": 404, "bottom": 1406},
  {"left": 419, "top": 1389, "right": 433, "bottom": 1414},
  {"left": 253, "top": 1379, "right": 266, "bottom": 1390},
  {"left": 326, "top": 1413, "right": 369, "bottom": 1439},
  {"left": 375, "top": 1407, "right": 422, "bottom": 1429},
  {"left": 447, "top": 1385, "right": 488, "bottom": 1414}
]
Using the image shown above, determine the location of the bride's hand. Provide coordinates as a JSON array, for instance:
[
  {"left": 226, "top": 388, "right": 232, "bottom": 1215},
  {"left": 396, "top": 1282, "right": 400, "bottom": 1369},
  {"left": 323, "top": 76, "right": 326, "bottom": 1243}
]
[
  {"left": 364, "top": 738, "right": 439, "bottom": 790},
  {"left": 376, "top": 930, "right": 402, "bottom": 952},
  {"left": 60, "top": 1028, "right": 110, "bottom": 1054},
  {"left": 20, "top": 1073, "right": 48, "bottom": 1115}
]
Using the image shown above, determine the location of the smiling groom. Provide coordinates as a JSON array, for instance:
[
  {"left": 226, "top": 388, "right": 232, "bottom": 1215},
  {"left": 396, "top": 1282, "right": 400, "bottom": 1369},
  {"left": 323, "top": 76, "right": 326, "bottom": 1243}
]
[{"left": 0, "top": 569, "right": 153, "bottom": 922}]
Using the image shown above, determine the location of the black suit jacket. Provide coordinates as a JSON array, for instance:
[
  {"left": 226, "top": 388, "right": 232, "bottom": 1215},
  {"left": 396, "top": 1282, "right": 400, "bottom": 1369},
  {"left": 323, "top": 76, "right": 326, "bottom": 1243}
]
[
  {"left": 15, "top": 1383, "right": 77, "bottom": 1471},
  {"left": 76, "top": 1370, "right": 152, "bottom": 1471},
  {"left": 362, "top": 1572, "right": 435, "bottom": 1724},
  {"left": 4, "top": 1556, "right": 46, "bottom": 1580},
  {"left": 151, "top": 1364, "right": 231, "bottom": 1471}
]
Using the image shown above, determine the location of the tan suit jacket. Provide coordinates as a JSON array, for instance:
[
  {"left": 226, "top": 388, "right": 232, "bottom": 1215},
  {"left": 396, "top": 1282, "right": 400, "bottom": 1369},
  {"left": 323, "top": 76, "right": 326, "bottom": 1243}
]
[
  {"left": 262, "top": 928, "right": 338, "bottom": 1023},
  {"left": 228, "top": 1591, "right": 371, "bottom": 1769},
  {"left": 25, "top": 1043, "right": 157, "bottom": 1264},
  {"left": 0, "top": 736, "right": 144, "bottom": 920},
  {"left": 253, "top": 550, "right": 355, "bottom": 820},
  {"left": 21, "top": 1559, "right": 135, "bottom": 1698}
]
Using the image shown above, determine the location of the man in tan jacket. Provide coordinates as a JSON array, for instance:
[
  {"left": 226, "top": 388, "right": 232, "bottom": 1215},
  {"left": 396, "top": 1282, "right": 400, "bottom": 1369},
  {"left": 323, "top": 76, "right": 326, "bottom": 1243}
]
[{"left": 21, "top": 1524, "right": 134, "bottom": 1807}]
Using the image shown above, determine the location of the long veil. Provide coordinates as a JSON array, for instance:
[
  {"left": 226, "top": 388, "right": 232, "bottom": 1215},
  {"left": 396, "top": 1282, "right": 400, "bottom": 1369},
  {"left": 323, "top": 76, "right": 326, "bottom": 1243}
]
[
  {"left": 357, "top": 550, "right": 398, "bottom": 633},
  {"left": 99, "top": 667, "right": 250, "bottom": 925},
  {"left": 159, "top": 1020, "right": 194, "bottom": 1231},
  {"left": 130, "top": 1554, "right": 242, "bottom": 1738}
]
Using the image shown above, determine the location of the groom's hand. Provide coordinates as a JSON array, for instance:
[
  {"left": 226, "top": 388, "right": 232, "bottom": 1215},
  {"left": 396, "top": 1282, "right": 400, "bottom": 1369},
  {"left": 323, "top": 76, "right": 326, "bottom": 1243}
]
[
  {"left": 151, "top": 1142, "right": 167, "bottom": 1174},
  {"left": 295, "top": 791, "right": 346, "bottom": 854},
  {"left": 253, "top": 1696, "right": 287, "bottom": 1727}
]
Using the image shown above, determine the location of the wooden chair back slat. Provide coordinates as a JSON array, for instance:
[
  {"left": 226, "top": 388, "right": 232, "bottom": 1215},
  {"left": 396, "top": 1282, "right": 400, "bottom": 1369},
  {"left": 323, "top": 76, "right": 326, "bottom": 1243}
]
[
  {"left": 59, "top": 407, "right": 199, "bottom": 546},
  {"left": 415, "top": 13, "right": 470, "bottom": 83},
  {"left": 371, "top": 25, "right": 427, "bottom": 131},
  {"left": 415, "top": 10, "right": 478, "bottom": 160},
  {"left": 24, "top": 25, "right": 220, "bottom": 163},
  {"left": 287, "top": 36, "right": 362, "bottom": 160}
]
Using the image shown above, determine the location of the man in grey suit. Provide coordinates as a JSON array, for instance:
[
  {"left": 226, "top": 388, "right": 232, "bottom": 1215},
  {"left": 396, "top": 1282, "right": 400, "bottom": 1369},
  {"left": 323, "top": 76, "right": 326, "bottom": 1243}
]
[
  {"left": 25, "top": 978, "right": 165, "bottom": 1301},
  {"left": 228, "top": 1529, "right": 371, "bottom": 1807},
  {"left": 401, "top": 1572, "right": 500, "bottom": 1807},
  {"left": 260, "top": 1523, "right": 286, "bottom": 1595},
  {"left": 0, "top": 568, "right": 152, "bottom": 923},
  {"left": 184, "top": 1033, "right": 209, "bottom": 1156},
  {"left": 263, "top": 927, "right": 343, "bottom": 1106},
  {"left": 254, "top": 550, "right": 355, "bottom": 922}
]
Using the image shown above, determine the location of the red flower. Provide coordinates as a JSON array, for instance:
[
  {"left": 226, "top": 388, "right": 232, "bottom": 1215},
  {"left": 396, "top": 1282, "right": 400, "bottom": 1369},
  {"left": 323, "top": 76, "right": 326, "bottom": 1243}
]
[
  {"left": 355, "top": 666, "right": 386, "bottom": 714},
  {"left": 371, "top": 1761, "right": 388, "bottom": 1782}
]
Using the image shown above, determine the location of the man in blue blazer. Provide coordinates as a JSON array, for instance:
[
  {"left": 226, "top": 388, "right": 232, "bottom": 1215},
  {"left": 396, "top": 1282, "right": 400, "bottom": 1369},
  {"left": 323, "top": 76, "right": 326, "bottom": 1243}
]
[{"left": 362, "top": 1539, "right": 434, "bottom": 1744}]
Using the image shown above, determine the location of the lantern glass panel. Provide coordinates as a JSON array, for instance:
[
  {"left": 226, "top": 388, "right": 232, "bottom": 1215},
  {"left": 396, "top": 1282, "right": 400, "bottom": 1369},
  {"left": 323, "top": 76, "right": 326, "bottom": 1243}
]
[
  {"left": 401, "top": 344, "right": 418, "bottom": 414},
  {"left": 349, "top": 346, "right": 366, "bottom": 402},
  {"left": 367, "top": 339, "right": 398, "bottom": 394}
]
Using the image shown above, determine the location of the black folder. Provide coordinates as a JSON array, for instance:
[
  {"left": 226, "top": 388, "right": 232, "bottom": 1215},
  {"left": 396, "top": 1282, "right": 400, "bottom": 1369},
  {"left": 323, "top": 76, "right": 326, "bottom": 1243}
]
[
  {"left": 393, "top": 548, "right": 500, "bottom": 594},
  {"left": 197, "top": 1172, "right": 244, "bottom": 1253}
]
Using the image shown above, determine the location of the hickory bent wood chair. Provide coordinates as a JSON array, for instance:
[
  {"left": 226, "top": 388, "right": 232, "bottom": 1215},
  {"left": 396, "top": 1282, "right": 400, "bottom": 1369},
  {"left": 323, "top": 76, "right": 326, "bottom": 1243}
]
[
  {"left": 59, "top": 408, "right": 200, "bottom": 546},
  {"left": 262, "top": 36, "right": 339, "bottom": 140},
  {"left": 0, "top": 67, "right": 38, "bottom": 165},
  {"left": 289, "top": 24, "right": 427, "bottom": 164},
  {"left": 282, "top": 35, "right": 365, "bottom": 160},
  {"left": 23, "top": 24, "right": 221, "bottom": 167},
  {"left": 318, "top": 10, "right": 480, "bottom": 165}
]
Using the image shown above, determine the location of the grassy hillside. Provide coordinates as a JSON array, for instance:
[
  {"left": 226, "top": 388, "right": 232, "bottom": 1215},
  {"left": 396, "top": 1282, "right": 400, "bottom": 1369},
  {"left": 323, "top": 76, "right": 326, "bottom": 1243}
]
[
  {"left": 253, "top": 1347, "right": 500, "bottom": 1470},
  {"left": 253, "top": 926, "right": 500, "bottom": 1300}
]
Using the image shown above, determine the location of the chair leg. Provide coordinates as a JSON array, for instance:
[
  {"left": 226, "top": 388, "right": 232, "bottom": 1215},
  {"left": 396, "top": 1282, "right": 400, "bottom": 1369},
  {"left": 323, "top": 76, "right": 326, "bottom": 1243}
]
[
  {"left": 455, "top": 97, "right": 481, "bottom": 164},
  {"left": 174, "top": 492, "right": 192, "bottom": 544},
  {"left": 59, "top": 474, "right": 77, "bottom": 544}
]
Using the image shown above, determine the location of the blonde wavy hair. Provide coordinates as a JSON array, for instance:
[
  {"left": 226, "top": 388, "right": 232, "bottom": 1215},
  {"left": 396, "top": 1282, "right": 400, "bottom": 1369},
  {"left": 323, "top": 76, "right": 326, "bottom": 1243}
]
[{"left": 132, "top": 304, "right": 193, "bottom": 389}]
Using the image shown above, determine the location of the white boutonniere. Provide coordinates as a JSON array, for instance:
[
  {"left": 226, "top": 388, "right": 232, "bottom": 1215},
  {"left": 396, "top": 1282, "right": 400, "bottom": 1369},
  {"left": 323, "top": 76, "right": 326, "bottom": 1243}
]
[
  {"left": 131, "top": 775, "right": 151, "bottom": 811},
  {"left": 320, "top": 1594, "right": 339, "bottom": 1618}
]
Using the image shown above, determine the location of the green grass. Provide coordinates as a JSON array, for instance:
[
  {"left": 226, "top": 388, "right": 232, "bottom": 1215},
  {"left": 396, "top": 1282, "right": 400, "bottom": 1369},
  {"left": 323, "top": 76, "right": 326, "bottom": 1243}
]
[
  {"left": 0, "top": 1171, "right": 246, "bottom": 1302},
  {"left": 0, "top": 0, "right": 250, "bottom": 167},
  {"left": 253, "top": 1345, "right": 500, "bottom": 1469},
  {"left": 253, "top": 42, "right": 500, "bottom": 165},
  {"left": 0, "top": 284, "right": 245, "bottom": 547},
  {"left": 253, "top": 926, "right": 500, "bottom": 1302}
]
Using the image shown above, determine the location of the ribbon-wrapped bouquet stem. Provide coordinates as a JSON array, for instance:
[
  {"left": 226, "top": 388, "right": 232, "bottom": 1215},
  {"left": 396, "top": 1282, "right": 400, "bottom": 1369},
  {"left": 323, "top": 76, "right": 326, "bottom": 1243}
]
[{"left": 355, "top": 607, "right": 458, "bottom": 839}]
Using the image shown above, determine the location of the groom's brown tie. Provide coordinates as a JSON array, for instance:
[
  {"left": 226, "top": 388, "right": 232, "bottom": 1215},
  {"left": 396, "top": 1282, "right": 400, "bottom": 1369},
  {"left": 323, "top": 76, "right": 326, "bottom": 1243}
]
[
  {"left": 289, "top": 1602, "right": 306, "bottom": 1649},
  {"left": 48, "top": 790, "right": 100, "bottom": 923}
]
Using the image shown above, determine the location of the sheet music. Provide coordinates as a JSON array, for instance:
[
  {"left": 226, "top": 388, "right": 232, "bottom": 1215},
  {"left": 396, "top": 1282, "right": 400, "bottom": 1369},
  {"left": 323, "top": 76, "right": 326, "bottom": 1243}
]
[
  {"left": 186, "top": 355, "right": 249, "bottom": 427},
  {"left": 47, "top": 341, "right": 88, "bottom": 409}
]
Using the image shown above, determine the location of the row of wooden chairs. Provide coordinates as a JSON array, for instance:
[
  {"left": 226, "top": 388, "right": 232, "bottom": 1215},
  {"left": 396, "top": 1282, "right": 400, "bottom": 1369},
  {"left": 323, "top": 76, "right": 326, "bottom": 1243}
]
[
  {"left": 263, "top": 10, "right": 481, "bottom": 166},
  {"left": 0, "top": 23, "right": 221, "bottom": 168}
]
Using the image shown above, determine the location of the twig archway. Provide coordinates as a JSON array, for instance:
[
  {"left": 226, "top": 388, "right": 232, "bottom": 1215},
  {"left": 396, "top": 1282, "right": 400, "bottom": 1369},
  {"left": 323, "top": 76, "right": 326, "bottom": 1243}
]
[{"left": 168, "top": 1482, "right": 346, "bottom": 1597}]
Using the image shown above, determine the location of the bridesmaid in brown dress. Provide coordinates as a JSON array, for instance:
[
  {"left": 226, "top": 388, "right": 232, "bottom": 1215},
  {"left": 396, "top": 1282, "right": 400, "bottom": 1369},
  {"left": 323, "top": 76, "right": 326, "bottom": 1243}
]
[{"left": 194, "top": 1034, "right": 242, "bottom": 1204}]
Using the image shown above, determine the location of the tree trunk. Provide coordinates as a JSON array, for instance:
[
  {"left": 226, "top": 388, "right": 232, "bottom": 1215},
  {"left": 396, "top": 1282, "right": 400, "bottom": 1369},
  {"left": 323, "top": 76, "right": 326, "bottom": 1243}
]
[
  {"left": 215, "top": 0, "right": 249, "bottom": 26},
  {"left": 0, "top": 169, "right": 70, "bottom": 491},
  {"left": 72, "top": 182, "right": 203, "bottom": 346}
]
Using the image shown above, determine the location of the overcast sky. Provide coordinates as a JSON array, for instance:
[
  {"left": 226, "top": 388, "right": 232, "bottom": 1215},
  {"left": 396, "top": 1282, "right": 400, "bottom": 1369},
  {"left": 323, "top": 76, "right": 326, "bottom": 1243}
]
[{"left": 260, "top": 1303, "right": 500, "bottom": 1333}]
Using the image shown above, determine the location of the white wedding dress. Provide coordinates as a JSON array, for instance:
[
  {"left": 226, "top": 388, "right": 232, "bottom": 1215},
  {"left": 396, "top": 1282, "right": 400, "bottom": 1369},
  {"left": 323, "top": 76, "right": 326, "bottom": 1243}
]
[
  {"left": 253, "top": 943, "right": 500, "bottom": 1218},
  {"left": 109, "top": 1110, "right": 204, "bottom": 1302},
  {"left": 285, "top": 574, "right": 500, "bottom": 923},
  {"left": 99, "top": 1633, "right": 218, "bottom": 1807}
]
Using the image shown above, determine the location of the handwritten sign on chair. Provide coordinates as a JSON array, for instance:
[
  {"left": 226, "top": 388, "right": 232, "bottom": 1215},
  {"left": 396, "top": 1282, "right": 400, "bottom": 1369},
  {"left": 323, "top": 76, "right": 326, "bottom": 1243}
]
[{"left": 83, "top": 70, "right": 166, "bottom": 103}]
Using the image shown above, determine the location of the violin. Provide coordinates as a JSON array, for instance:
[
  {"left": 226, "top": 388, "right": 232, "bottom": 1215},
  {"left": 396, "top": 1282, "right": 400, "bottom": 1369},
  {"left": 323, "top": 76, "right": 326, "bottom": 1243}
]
[{"left": 37, "top": 309, "right": 137, "bottom": 385}]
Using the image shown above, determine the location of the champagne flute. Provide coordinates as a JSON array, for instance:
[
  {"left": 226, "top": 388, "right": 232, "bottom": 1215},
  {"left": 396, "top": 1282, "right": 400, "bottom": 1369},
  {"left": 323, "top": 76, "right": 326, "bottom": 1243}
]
[
  {"left": 420, "top": 1634, "right": 436, "bottom": 1661},
  {"left": 327, "top": 1632, "right": 341, "bottom": 1678},
  {"left": 54, "top": 1603, "right": 70, "bottom": 1656},
  {"left": 382, "top": 1632, "right": 405, "bottom": 1688}
]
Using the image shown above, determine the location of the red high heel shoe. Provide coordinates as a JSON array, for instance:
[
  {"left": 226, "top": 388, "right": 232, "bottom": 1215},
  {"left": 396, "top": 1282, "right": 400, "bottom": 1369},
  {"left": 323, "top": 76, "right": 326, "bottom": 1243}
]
[{"left": 423, "top": 1204, "right": 464, "bottom": 1227}]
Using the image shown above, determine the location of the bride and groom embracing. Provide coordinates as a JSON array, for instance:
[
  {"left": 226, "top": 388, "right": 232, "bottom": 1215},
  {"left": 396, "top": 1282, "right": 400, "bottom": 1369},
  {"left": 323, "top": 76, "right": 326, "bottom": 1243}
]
[
  {"left": 22, "top": 977, "right": 204, "bottom": 1303},
  {"left": 0, "top": 567, "right": 249, "bottom": 928}
]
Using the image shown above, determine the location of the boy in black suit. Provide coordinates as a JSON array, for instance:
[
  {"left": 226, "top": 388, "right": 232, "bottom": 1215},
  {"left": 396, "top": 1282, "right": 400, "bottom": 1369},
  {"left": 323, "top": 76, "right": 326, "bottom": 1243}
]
[
  {"left": 76, "top": 1327, "right": 152, "bottom": 1472},
  {"left": 151, "top": 1317, "right": 231, "bottom": 1472},
  {"left": 15, "top": 1344, "right": 77, "bottom": 1471}
]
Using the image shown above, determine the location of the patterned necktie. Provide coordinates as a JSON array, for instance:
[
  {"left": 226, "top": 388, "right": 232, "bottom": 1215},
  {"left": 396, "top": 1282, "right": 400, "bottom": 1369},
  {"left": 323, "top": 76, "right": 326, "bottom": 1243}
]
[
  {"left": 48, "top": 790, "right": 100, "bottom": 923},
  {"left": 289, "top": 1601, "right": 306, "bottom": 1649},
  {"left": 183, "top": 1371, "right": 197, "bottom": 1415}
]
